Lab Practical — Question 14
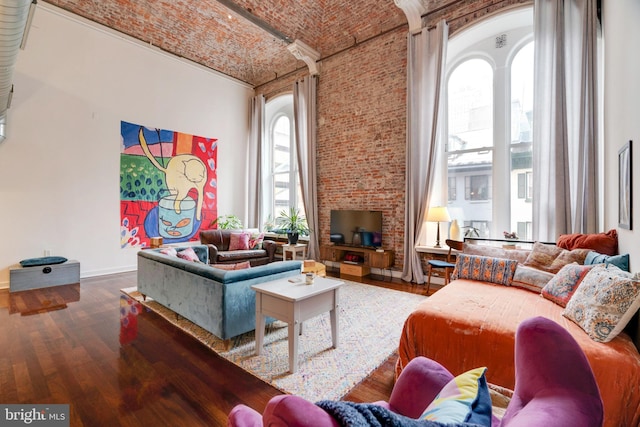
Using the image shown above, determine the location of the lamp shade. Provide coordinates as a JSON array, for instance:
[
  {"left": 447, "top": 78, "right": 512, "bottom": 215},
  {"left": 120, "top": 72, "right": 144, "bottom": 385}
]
[{"left": 426, "top": 206, "right": 451, "bottom": 222}]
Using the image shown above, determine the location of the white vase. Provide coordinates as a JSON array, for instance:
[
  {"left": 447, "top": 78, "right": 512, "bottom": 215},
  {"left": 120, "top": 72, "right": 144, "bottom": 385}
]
[{"left": 449, "top": 219, "right": 462, "bottom": 242}]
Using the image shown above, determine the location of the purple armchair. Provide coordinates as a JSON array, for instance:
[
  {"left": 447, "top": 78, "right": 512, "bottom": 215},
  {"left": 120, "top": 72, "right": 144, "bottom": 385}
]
[{"left": 228, "top": 316, "right": 603, "bottom": 427}]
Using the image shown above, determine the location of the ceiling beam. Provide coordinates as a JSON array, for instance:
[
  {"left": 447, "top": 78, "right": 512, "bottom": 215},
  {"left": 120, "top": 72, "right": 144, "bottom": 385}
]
[{"left": 214, "top": 0, "right": 293, "bottom": 43}]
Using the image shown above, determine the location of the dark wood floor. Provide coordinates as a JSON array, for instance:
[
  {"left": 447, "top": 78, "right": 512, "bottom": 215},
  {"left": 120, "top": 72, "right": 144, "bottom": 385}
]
[{"left": 0, "top": 269, "right": 433, "bottom": 426}]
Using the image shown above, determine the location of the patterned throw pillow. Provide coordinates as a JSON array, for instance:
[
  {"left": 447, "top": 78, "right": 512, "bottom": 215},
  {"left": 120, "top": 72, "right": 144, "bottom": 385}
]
[
  {"left": 511, "top": 265, "right": 555, "bottom": 293},
  {"left": 229, "top": 232, "right": 250, "bottom": 251},
  {"left": 541, "top": 263, "right": 594, "bottom": 307},
  {"left": 420, "top": 367, "right": 492, "bottom": 425},
  {"left": 248, "top": 232, "right": 265, "bottom": 250},
  {"left": 563, "top": 264, "right": 640, "bottom": 342},
  {"left": 523, "top": 242, "right": 589, "bottom": 274},
  {"left": 463, "top": 243, "right": 530, "bottom": 264},
  {"left": 159, "top": 247, "right": 177, "bottom": 257},
  {"left": 176, "top": 247, "right": 200, "bottom": 262},
  {"left": 452, "top": 254, "right": 518, "bottom": 286}
]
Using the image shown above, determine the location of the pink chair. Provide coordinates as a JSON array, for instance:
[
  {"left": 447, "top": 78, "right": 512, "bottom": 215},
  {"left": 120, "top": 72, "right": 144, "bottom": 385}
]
[{"left": 227, "top": 316, "right": 603, "bottom": 427}]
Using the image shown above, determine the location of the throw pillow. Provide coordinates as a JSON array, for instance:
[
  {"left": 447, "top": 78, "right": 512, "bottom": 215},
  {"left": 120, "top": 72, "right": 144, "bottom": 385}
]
[
  {"left": 229, "top": 232, "right": 250, "bottom": 251},
  {"left": 523, "top": 242, "right": 589, "bottom": 274},
  {"left": 463, "top": 243, "right": 530, "bottom": 264},
  {"left": 19, "top": 256, "right": 68, "bottom": 267},
  {"left": 420, "top": 367, "right": 492, "bottom": 426},
  {"left": 248, "top": 232, "right": 265, "bottom": 250},
  {"left": 584, "top": 251, "right": 630, "bottom": 272},
  {"left": 177, "top": 247, "right": 200, "bottom": 262},
  {"left": 563, "top": 264, "right": 640, "bottom": 342},
  {"left": 211, "top": 263, "right": 236, "bottom": 270},
  {"left": 541, "top": 263, "right": 595, "bottom": 307},
  {"left": 511, "top": 265, "right": 555, "bottom": 293},
  {"left": 557, "top": 229, "right": 618, "bottom": 256},
  {"left": 159, "top": 247, "right": 178, "bottom": 257},
  {"left": 452, "top": 254, "right": 518, "bottom": 286},
  {"left": 234, "top": 261, "right": 251, "bottom": 270}
]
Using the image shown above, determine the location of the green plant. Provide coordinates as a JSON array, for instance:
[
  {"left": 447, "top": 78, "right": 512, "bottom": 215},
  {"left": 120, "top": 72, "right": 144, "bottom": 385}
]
[
  {"left": 276, "top": 207, "right": 310, "bottom": 235},
  {"left": 211, "top": 214, "right": 243, "bottom": 230}
]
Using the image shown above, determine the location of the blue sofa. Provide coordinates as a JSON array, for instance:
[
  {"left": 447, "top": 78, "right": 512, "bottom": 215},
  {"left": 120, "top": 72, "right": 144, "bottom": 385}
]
[{"left": 137, "top": 245, "right": 302, "bottom": 340}]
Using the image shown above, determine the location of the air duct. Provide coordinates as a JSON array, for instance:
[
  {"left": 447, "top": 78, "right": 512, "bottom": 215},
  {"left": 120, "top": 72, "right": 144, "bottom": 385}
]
[{"left": 0, "top": 0, "right": 35, "bottom": 143}]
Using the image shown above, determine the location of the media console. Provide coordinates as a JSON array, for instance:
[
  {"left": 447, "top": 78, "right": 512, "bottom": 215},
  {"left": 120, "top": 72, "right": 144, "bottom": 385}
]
[{"left": 320, "top": 244, "right": 394, "bottom": 277}]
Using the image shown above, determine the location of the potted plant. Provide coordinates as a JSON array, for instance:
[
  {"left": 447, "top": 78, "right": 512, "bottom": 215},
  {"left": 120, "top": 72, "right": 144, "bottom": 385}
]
[
  {"left": 276, "top": 207, "right": 310, "bottom": 244},
  {"left": 211, "top": 214, "right": 243, "bottom": 230}
]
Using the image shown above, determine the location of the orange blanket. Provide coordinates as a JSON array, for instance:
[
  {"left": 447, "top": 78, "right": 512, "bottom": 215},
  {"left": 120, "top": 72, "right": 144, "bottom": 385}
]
[{"left": 396, "top": 279, "right": 640, "bottom": 427}]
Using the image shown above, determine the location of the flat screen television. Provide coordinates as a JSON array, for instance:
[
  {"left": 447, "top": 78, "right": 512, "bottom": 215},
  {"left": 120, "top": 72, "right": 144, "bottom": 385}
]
[{"left": 330, "top": 210, "right": 383, "bottom": 247}]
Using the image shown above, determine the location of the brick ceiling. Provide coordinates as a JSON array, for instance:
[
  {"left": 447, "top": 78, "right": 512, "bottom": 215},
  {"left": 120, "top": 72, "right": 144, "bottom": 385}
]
[{"left": 42, "top": 0, "right": 419, "bottom": 87}]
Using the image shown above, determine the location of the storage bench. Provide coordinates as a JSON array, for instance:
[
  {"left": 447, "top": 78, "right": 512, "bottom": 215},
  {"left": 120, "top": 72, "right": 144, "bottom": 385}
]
[{"left": 10, "top": 260, "right": 80, "bottom": 292}]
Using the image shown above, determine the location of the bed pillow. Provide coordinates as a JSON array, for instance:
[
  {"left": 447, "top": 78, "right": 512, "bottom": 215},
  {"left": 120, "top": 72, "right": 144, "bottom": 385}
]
[
  {"left": 420, "top": 367, "right": 491, "bottom": 426},
  {"left": 541, "top": 263, "right": 594, "bottom": 307},
  {"left": 584, "top": 251, "right": 630, "bottom": 272},
  {"left": 229, "top": 232, "right": 250, "bottom": 251},
  {"left": 177, "top": 247, "right": 200, "bottom": 262},
  {"left": 557, "top": 229, "right": 618, "bottom": 256},
  {"left": 563, "top": 264, "right": 640, "bottom": 342},
  {"left": 463, "top": 243, "right": 530, "bottom": 264},
  {"left": 452, "top": 254, "right": 518, "bottom": 286},
  {"left": 511, "top": 265, "right": 555, "bottom": 293},
  {"left": 523, "top": 242, "right": 589, "bottom": 274}
]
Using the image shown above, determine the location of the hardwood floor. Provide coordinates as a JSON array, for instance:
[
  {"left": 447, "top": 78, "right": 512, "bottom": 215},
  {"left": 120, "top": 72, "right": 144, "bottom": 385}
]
[{"left": 0, "top": 269, "right": 432, "bottom": 426}]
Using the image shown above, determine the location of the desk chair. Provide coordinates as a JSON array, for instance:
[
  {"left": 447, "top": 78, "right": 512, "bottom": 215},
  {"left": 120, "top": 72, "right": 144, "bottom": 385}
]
[{"left": 426, "top": 239, "right": 463, "bottom": 293}]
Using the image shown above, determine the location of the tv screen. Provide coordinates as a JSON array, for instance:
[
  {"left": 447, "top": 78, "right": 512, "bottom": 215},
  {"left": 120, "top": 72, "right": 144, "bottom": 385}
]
[{"left": 330, "top": 210, "right": 383, "bottom": 247}]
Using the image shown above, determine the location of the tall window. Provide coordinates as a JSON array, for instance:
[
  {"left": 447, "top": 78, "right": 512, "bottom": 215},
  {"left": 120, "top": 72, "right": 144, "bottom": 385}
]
[
  {"left": 438, "top": 7, "right": 534, "bottom": 240},
  {"left": 263, "top": 94, "right": 303, "bottom": 226}
]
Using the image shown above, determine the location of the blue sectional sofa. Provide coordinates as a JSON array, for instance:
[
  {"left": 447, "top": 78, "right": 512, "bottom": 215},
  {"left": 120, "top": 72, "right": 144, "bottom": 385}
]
[{"left": 137, "top": 245, "right": 302, "bottom": 340}]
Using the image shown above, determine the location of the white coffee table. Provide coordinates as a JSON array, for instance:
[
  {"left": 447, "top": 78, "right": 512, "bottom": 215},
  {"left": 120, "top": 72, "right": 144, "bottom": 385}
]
[{"left": 252, "top": 275, "right": 344, "bottom": 373}]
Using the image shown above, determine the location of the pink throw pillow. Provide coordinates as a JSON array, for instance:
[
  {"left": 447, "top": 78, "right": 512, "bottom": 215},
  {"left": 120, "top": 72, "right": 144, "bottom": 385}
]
[
  {"left": 229, "top": 232, "right": 250, "bottom": 251},
  {"left": 177, "top": 247, "right": 200, "bottom": 262},
  {"left": 160, "top": 247, "right": 177, "bottom": 257},
  {"left": 234, "top": 261, "right": 251, "bottom": 270},
  {"left": 211, "top": 263, "right": 236, "bottom": 270}
]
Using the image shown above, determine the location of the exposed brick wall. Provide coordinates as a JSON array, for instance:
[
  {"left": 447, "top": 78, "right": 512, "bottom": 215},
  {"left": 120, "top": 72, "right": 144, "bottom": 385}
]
[{"left": 256, "top": 0, "right": 532, "bottom": 278}]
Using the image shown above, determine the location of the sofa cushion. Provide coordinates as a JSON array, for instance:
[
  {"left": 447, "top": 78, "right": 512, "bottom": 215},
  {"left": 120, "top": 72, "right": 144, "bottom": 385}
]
[
  {"left": 584, "top": 251, "right": 630, "bottom": 272},
  {"left": 511, "top": 265, "right": 555, "bottom": 293},
  {"left": 523, "top": 242, "right": 589, "bottom": 274},
  {"left": 563, "top": 264, "right": 640, "bottom": 342},
  {"left": 557, "top": 229, "right": 618, "bottom": 256},
  {"left": 420, "top": 367, "right": 491, "bottom": 425},
  {"left": 541, "top": 263, "right": 594, "bottom": 307},
  {"left": 229, "top": 232, "right": 250, "bottom": 250},
  {"left": 452, "top": 254, "right": 518, "bottom": 286},
  {"left": 216, "top": 249, "right": 268, "bottom": 263}
]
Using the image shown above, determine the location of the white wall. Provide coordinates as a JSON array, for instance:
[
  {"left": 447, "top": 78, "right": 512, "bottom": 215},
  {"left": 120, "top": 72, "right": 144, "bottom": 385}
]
[
  {"left": 603, "top": 0, "right": 640, "bottom": 272},
  {"left": 0, "top": 4, "right": 253, "bottom": 286}
]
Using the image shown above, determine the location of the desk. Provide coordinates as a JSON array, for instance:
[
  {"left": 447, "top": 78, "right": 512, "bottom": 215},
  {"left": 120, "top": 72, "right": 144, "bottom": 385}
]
[{"left": 283, "top": 243, "right": 307, "bottom": 260}]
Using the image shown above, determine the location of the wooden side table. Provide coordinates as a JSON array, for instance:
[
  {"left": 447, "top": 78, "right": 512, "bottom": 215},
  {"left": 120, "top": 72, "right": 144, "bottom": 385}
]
[{"left": 282, "top": 243, "right": 307, "bottom": 260}]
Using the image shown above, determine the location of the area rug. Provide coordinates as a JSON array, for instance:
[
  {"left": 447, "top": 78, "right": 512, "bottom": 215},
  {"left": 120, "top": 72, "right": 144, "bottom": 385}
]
[{"left": 121, "top": 281, "right": 425, "bottom": 402}]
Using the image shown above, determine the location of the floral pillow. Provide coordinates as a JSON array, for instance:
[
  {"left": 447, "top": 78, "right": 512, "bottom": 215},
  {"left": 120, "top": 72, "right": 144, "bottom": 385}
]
[
  {"left": 176, "top": 247, "right": 201, "bottom": 262},
  {"left": 229, "top": 232, "right": 250, "bottom": 251},
  {"left": 563, "top": 264, "right": 640, "bottom": 342},
  {"left": 541, "top": 263, "right": 594, "bottom": 307},
  {"left": 452, "top": 254, "right": 518, "bottom": 286},
  {"left": 523, "top": 242, "right": 589, "bottom": 274},
  {"left": 420, "top": 367, "right": 492, "bottom": 425},
  {"left": 249, "top": 232, "right": 265, "bottom": 250}
]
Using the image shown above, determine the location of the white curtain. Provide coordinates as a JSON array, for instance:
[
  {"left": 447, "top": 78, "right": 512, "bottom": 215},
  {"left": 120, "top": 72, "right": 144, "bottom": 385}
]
[
  {"left": 402, "top": 20, "right": 448, "bottom": 284},
  {"left": 293, "top": 75, "right": 320, "bottom": 260},
  {"left": 533, "top": 0, "right": 599, "bottom": 241},
  {"left": 247, "top": 94, "right": 265, "bottom": 229}
]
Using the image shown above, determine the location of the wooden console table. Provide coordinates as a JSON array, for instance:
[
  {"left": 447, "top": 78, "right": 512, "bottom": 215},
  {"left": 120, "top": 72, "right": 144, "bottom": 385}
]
[{"left": 320, "top": 244, "right": 394, "bottom": 277}]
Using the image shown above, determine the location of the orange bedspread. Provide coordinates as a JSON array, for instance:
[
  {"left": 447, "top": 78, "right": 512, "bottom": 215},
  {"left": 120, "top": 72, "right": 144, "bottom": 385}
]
[{"left": 396, "top": 279, "right": 640, "bottom": 427}]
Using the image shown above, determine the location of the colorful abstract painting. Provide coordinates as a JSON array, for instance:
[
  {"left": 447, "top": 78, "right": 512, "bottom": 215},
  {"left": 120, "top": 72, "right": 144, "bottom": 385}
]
[{"left": 120, "top": 121, "right": 218, "bottom": 248}]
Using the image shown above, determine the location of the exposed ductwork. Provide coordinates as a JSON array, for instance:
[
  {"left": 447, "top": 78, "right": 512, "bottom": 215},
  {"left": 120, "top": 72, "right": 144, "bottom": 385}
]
[{"left": 0, "top": 0, "right": 35, "bottom": 143}]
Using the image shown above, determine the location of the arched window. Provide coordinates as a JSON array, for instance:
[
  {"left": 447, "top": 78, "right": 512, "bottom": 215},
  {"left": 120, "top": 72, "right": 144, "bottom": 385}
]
[
  {"left": 438, "top": 7, "right": 534, "bottom": 241},
  {"left": 263, "top": 95, "right": 303, "bottom": 225}
]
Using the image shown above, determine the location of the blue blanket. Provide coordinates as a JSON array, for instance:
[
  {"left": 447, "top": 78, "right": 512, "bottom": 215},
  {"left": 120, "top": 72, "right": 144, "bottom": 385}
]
[{"left": 315, "top": 401, "right": 486, "bottom": 427}]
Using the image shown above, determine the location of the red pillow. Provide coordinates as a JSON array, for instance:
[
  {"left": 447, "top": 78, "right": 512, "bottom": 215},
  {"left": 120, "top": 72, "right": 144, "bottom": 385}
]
[
  {"left": 556, "top": 229, "right": 618, "bottom": 256},
  {"left": 229, "top": 232, "right": 250, "bottom": 251}
]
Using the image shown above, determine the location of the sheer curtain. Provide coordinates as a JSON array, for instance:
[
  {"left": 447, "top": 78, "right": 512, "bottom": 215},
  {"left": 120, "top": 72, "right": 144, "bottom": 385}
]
[
  {"left": 533, "top": 0, "right": 599, "bottom": 241},
  {"left": 293, "top": 75, "right": 320, "bottom": 260},
  {"left": 402, "top": 20, "right": 448, "bottom": 284},
  {"left": 247, "top": 94, "right": 265, "bottom": 229}
]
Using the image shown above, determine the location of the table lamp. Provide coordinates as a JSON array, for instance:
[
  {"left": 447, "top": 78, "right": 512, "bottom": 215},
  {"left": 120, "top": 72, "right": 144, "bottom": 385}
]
[{"left": 426, "top": 206, "right": 451, "bottom": 248}]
